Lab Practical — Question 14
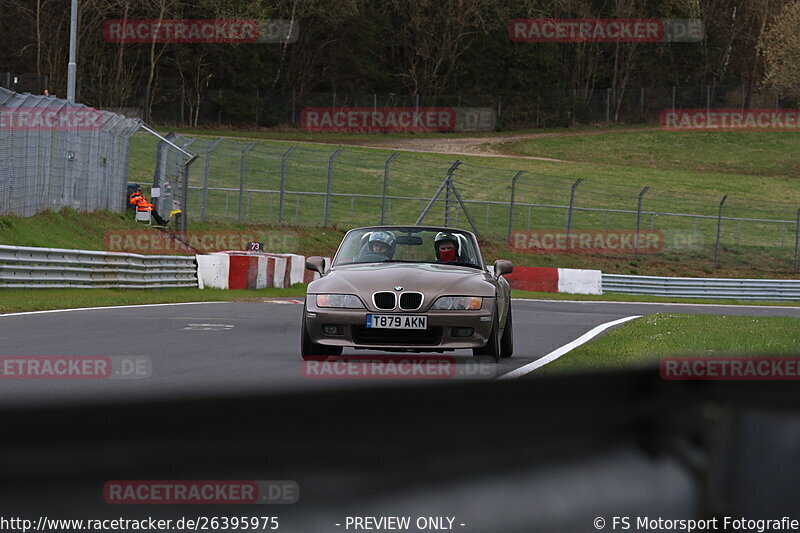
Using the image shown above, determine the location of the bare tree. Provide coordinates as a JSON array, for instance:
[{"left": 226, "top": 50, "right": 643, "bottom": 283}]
[
  {"left": 176, "top": 48, "right": 213, "bottom": 126},
  {"left": 758, "top": 0, "right": 800, "bottom": 99},
  {"left": 143, "top": 0, "right": 180, "bottom": 122},
  {"left": 385, "top": 0, "right": 498, "bottom": 96}
]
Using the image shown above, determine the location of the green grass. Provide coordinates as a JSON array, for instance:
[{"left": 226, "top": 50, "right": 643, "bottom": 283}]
[
  {"left": 482, "top": 237, "right": 800, "bottom": 280},
  {"left": 0, "top": 210, "right": 145, "bottom": 250},
  {"left": 0, "top": 209, "right": 347, "bottom": 257},
  {"left": 541, "top": 314, "right": 800, "bottom": 373},
  {"left": 0, "top": 287, "right": 307, "bottom": 314},
  {"left": 139, "top": 127, "right": 800, "bottom": 202},
  {"left": 497, "top": 130, "right": 800, "bottom": 180},
  {"left": 2, "top": 210, "right": 798, "bottom": 279},
  {"left": 7, "top": 125, "right": 800, "bottom": 278},
  {"left": 511, "top": 290, "right": 800, "bottom": 306},
  {"left": 126, "top": 126, "right": 800, "bottom": 274}
]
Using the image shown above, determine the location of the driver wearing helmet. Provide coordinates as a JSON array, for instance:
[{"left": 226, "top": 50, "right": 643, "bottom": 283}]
[
  {"left": 434, "top": 232, "right": 460, "bottom": 262},
  {"left": 363, "top": 230, "right": 396, "bottom": 259}
]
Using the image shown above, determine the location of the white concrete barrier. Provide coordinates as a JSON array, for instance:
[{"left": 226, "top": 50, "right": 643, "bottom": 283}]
[
  {"left": 196, "top": 254, "right": 230, "bottom": 289},
  {"left": 557, "top": 268, "right": 603, "bottom": 295}
]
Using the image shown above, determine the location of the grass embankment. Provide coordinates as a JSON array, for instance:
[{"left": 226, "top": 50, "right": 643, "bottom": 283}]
[
  {"left": 0, "top": 209, "right": 347, "bottom": 257},
  {"left": 540, "top": 314, "right": 800, "bottom": 373},
  {"left": 131, "top": 128, "right": 800, "bottom": 204},
  {"left": 496, "top": 129, "right": 800, "bottom": 181},
  {"left": 1, "top": 209, "right": 799, "bottom": 280},
  {"left": 126, "top": 126, "right": 800, "bottom": 275}
]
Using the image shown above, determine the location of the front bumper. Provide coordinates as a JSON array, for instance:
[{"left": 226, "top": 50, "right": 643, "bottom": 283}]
[{"left": 305, "top": 297, "right": 496, "bottom": 351}]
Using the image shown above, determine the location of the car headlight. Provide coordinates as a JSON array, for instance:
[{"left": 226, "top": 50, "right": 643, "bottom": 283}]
[
  {"left": 315, "top": 294, "right": 365, "bottom": 309},
  {"left": 431, "top": 296, "right": 483, "bottom": 310}
]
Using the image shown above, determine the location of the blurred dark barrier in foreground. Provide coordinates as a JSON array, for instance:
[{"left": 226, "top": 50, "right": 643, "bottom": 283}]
[{"left": 1, "top": 368, "right": 798, "bottom": 531}]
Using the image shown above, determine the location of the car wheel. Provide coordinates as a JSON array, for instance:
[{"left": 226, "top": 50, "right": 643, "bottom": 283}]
[
  {"left": 473, "top": 310, "right": 501, "bottom": 362},
  {"left": 500, "top": 303, "right": 513, "bottom": 358},
  {"left": 301, "top": 311, "right": 343, "bottom": 359}
]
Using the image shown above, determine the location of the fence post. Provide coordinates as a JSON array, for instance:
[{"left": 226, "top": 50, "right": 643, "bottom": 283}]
[
  {"left": 640, "top": 87, "right": 644, "bottom": 116},
  {"left": 415, "top": 178, "right": 449, "bottom": 226},
  {"left": 714, "top": 195, "right": 728, "bottom": 269},
  {"left": 605, "top": 88, "right": 611, "bottom": 123},
  {"left": 444, "top": 179, "right": 452, "bottom": 227},
  {"left": 179, "top": 154, "right": 199, "bottom": 238},
  {"left": 566, "top": 178, "right": 584, "bottom": 237},
  {"left": 380, "top": 153, "right": 398, "bottom": 224},
  {"left": 448, "top": 179, "right": 480, "bottom": 236},
  {"left": 200, "top": 138, "right": 223, "bottom": 221},
  {"left": 279, "top": 145, "right": 296, "bottom": 225},
  {"left": 507, "top": 170, "right": 525, "bottom": 243},
  {"left": 741, "top": 83, "right": 746, "bottom": 110},
  {"left": 444, "top": 160, "right": 462, "bottom": 227},
  {"left": 672, "top": 86, "right": 676, "bottom": 111},
  {"left": 414, "top": 93, "right": 420, "bottom": 131},
  {"left": 151, "top": 132, "right": 173, "bottom": 214},
  {"left": 324, "top": 148, "right": 343, "bottom": 226},
  {"left": 238, "top": 142, "right": 256, "bottom": 221},
  {"left": 634, "top": 186, "right": 650, "bottom": 259},
  {"left": 794, "top": 208, "right": 800, "bottom": 272}
]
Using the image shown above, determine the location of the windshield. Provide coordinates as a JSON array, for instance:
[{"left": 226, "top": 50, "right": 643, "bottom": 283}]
[{"left": 333, "top": 227, "right": 482, "bottom": 268}]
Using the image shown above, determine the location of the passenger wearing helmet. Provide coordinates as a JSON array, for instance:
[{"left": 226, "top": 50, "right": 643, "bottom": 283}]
[
  {"left": 434, "top": 232, "right": 460, "bottom": 262},
  {"left": 360, "top": 230, "right": 396, "bottom": 259}
]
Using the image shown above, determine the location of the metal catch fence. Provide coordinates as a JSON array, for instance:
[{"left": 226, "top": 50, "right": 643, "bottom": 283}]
[
  {"left": 0, "top": 87, "right": 141, "bottom": 217},
  {"left": 152, "top": 134, "right": 800, "bottom": 272}
]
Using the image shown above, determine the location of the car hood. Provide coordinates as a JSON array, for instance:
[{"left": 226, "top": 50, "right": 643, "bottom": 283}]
[{"left": 308, "top": 262, "right": 498, "bottom": 301}]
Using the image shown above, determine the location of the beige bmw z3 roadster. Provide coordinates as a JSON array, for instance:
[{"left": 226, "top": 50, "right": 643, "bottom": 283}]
[{"left": 301, "top": 226, "right": 514, "bottom": 361}]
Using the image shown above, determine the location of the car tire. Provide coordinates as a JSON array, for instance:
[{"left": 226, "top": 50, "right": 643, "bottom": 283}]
[
  {"left": 500, "top": 303, "right": 513, "bottom": 358},
  {"left": 473, "top": 310, "right": 501, "bottom": 362},
  {"left": 301, "top": 311, "right": 343, "bottom": 359}
]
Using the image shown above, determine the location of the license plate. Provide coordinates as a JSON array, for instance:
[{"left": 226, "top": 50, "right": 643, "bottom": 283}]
[{"left": 366, "top": 314, "right": 427, "bottom": 329}]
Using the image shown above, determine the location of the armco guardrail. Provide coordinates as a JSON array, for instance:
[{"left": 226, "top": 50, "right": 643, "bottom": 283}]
[
  {"left": 602, "top": 273, "right": 800, "bottom": 301},
  {"left": 0, "top": 245, "right": 197, "bottom": 288}
]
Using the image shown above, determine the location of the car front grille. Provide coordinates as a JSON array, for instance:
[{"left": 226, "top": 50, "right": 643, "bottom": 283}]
[
  {"left": 373, "top": 292, "right": 396, "bottom": 310},
  {"left": 352, "top": 326, "right": 441, "bottom": 346},
  {"left": 399, "top": 292, "right": 423, "bottom": 310}
]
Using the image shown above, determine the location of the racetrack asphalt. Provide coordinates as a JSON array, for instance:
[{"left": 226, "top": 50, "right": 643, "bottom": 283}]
[{"left": 1, "top": 298, "right": 799, "bottom": 406}]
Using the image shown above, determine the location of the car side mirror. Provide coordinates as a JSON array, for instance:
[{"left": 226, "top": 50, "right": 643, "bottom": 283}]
[
  {"left": 494, "top": 259, "right": 513, "bottom": 277},
  {"left": 306, "top": 256, "right": 325, "bottom": 274}
]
